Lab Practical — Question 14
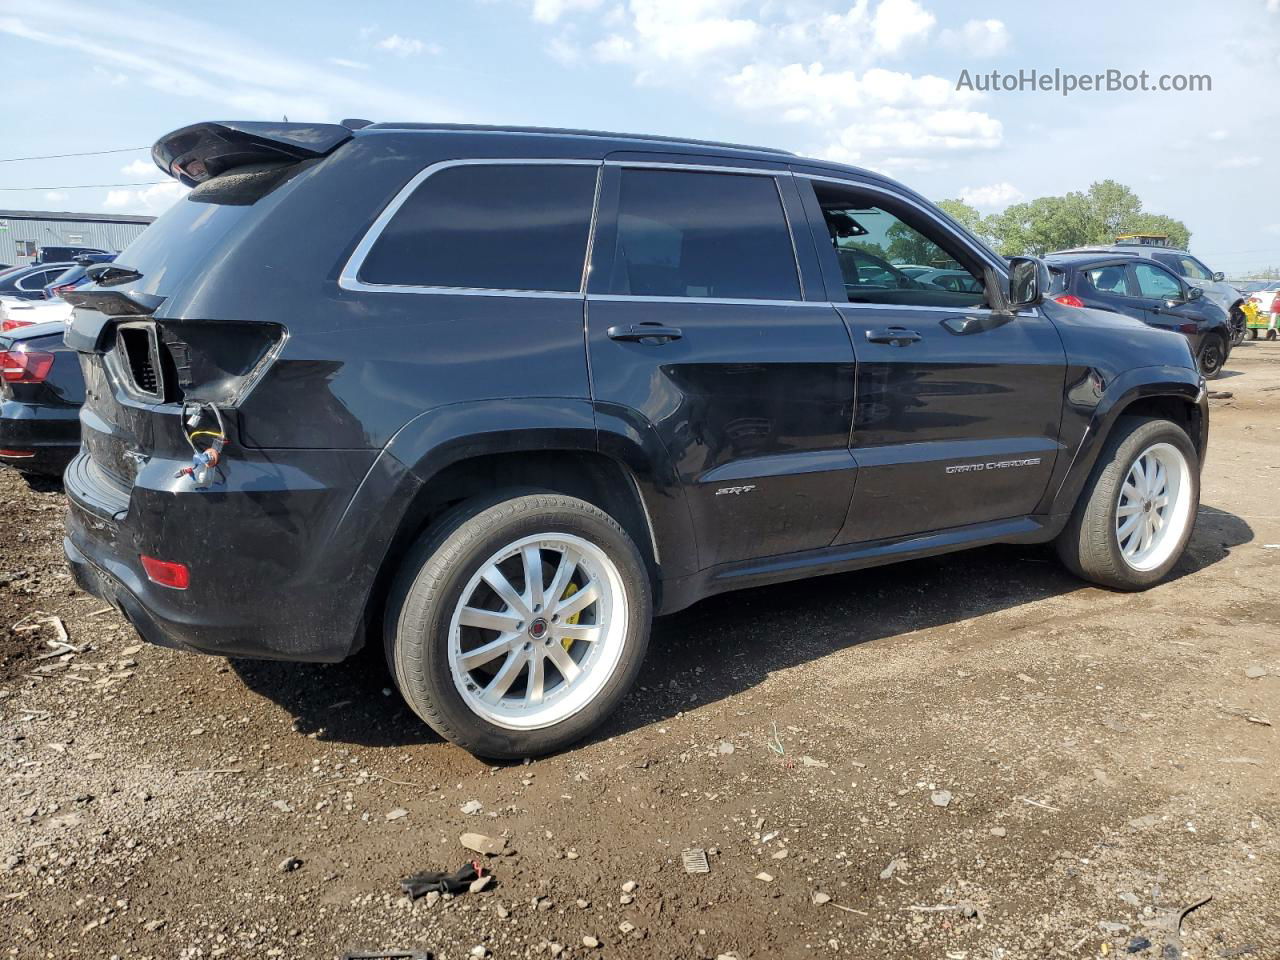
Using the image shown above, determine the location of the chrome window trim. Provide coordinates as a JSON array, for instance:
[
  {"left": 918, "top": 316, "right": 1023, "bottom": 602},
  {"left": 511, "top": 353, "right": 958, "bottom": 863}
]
[
  {"left": 587, "top": 294, "right": 832, "bottom": 308},
  {"left": 339, "top": 158, "right": 602, "bottom": 299}
]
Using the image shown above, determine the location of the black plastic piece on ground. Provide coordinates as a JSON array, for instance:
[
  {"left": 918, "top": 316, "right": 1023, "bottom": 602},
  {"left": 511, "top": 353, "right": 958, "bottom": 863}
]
[{"left": 399, "top": 861, "right": 483, "bottom": 899}]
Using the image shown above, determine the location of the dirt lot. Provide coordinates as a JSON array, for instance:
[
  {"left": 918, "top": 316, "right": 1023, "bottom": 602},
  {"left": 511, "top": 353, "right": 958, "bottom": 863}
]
[{"left": 2, "top": 346, "right": 1279, "bottom": 960}]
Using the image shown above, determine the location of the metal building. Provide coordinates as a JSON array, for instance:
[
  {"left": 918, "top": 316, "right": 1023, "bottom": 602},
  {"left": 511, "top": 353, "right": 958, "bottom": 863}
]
[{"left": 0, "top": 209, "right": 154, "bottom": 267}]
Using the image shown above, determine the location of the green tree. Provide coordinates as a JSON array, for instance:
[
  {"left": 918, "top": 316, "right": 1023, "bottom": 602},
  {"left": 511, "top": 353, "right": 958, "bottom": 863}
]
[
  {"left": 972, "top": 180, "right": 1191, "bottom": 256},
  {"left": 935, "top": 199, "right": 995, "bottom": 248}
]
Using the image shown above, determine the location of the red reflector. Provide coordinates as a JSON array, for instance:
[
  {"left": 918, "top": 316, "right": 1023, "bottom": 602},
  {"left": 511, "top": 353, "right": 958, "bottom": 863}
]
[
  {"left": 1, "top": 317, "right": 35, "bottom": 331},
  {"left": 1178, "top": 322, "right": 1199, "bottom": 335},
  {"left": 0, "top": 349, "right": 54, "bottom": 382},
  {"left": 140, "top": 555, "right": 190, "bottom": 590},
  {"left": 1053, "top": 295, "right": 1085, "bottom": 308},
  {"left": 0, "top": 449, "right": 35, "bottom": 458}
]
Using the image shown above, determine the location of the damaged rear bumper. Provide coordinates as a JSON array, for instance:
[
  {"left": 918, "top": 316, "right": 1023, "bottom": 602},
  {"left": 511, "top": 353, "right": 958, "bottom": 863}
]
[{"left": 62, "top": 447, "right": 381, "bottom": 663}]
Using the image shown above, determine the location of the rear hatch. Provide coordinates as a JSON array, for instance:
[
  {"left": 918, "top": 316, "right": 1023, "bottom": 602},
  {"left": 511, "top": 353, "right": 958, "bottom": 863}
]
[{"left": 64, "top": 121, "right": 355, "bottom": 511}]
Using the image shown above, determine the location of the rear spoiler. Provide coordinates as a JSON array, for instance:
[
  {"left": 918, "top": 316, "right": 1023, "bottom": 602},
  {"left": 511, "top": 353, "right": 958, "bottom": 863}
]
[{"left": 152, "top": 121, "right": 356, "bottom": 187}]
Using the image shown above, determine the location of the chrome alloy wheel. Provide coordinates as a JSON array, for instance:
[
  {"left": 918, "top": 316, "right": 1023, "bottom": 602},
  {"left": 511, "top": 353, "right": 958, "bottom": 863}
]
[
  {"left": 1115, "top": 442, "right": 1193, "bottom": 572},
  {"left": 447, "top": 533, "right": 628, "bottom": 730}
]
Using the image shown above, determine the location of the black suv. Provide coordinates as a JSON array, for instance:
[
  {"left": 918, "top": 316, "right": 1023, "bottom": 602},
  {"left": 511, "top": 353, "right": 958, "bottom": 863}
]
[{"left": 63, "top": 121, "right": 1207, "bottom": 758}]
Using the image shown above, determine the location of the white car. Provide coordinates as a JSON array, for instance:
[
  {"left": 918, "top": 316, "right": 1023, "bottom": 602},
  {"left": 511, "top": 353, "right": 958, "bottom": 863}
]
[{"left": 0, "top": 295, "right": 73, "bottom": 331}]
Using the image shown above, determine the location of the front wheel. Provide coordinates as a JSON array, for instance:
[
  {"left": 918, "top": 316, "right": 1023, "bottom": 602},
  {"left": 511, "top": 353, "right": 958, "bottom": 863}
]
[
  {"left": 385, "top": 491, "right": 652, "bottom": 758},
  {"left": 1055, "top": 416, "right": 1199, "bottom": 590},
  {"left": 1197, "top": 335, "right": 1227, "bottom": 379}
]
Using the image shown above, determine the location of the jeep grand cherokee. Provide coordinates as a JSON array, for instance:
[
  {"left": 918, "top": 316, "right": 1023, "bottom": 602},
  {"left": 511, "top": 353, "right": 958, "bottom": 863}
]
[{"left": 63, "top": 120, "right": 1207, "bottom": 757}]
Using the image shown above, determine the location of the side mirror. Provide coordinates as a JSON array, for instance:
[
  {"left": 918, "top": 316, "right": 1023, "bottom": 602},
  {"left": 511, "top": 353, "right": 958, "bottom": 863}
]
[
  {"left": 1007, "top": 256, "right": 1047, "bottom": 308},
  {"left": 1212, "top": 271, "right": 1225, "bottom": 282},
  {"left": 1187, "top": 286, "right": 1204, "bottom": 302}
]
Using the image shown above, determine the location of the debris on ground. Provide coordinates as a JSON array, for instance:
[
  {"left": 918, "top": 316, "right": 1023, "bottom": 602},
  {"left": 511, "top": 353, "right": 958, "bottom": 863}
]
[
  {"left": 682, "top": 848, "right": 710, "bottom": 874},
  {"left": 460, "top": 832, "right": 507, "bottom": 856},
  {"left": 400, "top": 863, "right": 485, "bottom": 900}
]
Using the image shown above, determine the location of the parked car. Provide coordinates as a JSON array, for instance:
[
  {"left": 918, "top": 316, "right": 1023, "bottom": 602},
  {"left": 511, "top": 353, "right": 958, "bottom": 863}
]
[
  {"left": 0, "top": 262, "right": 76, "bottom": 302},
  {"left": 1043, "top": 253, "right": 1233, "bottom": 377},
  {"left": 0, "top": 320, "right": 83, "bottom": 478},
  {"left": 63, "top": 119, "right": 1207, "bottom": 758},
  {"left": 33, "top": 246, "right": 110, "bottom": 265},
  {"left": 1, "top": 297, "right": 74, "bottom": 330},
  {"left": 1052, "top": 243, "right": 1247, "bottom": 344},
  {"left": 911, "top": 267, "right": 985, "bottom": 293},
  {"left": 42, "top": 255, "right": 116, "bottom": 301}
]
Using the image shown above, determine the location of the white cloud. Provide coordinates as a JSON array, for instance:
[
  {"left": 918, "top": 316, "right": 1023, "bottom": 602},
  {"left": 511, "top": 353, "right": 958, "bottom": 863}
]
[
  {"left": 0, "top": 1, "right": 457, "bottom": 123},
  {"left": 102, "top": 181, "right": 188, "bottom": 214},
  {"left": 120, "top": 158, "right": 155, "bottom": 177},
  {"left": 91, "top": 64, "right": 128, "bottom": 85},
  {"left": 514, "top": 0, "right": 1002, "bottom": 163},
  {"left": 592, "top": 0, "right": 761, "bottom": 65},
  {"left": 1208, "top": 128, "right": 1229, "bottom": 141},
  {"left": 940, "top": 18, "right": 1009, "bottom": 58},
  {"left": 376, "top": 34, "right": 438, "bottom": 56},
  {"left": 958, "top": 181, "right": 1024, "bottom": 209},
  {"left": 871, "top": 0, "right": 934, "bottom": 54},
  {"left": 1219, "top": 154, "right": 1262, "bottom": 168},
  {"left": 44, "top": 191, "right": 68, "bottom": 204},
  {"left": 532, "top": 0, "right": 602, "bottom": 22},
  {"left": 546, "top": 35, "right": 584, "bottom": 64},
  {"left": 328, "top": 57, "right": 369, "bottom": 70}
]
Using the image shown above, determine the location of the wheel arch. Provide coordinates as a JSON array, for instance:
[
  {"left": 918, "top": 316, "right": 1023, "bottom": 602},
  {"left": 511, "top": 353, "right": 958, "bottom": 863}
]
[
  {"left": 333, "top": 398, "right": 696, "bottom": 656},
  {"left": 1048, "top": 366, "right": 1205, "bottom": 519}
]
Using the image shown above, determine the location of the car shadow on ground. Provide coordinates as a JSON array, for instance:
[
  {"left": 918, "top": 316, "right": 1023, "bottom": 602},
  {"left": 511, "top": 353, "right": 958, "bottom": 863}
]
[{"left": 229, "top": 503, "right": 1252, "bottom": 753}]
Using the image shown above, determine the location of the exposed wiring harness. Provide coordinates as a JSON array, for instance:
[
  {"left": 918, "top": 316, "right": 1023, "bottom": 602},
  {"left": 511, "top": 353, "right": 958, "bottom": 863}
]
[{"left": 175, "top": 400, "right": 227, "bottom": 487}]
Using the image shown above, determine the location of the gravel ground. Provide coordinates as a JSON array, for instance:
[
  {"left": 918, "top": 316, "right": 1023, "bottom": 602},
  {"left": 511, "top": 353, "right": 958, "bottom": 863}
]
[{"left": 2, "top": 344, "right": 1279, "bottom": 960}]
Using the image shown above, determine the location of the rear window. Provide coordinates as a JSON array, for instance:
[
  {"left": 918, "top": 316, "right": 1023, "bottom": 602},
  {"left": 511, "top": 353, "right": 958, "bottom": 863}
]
[{"left": 358, "top": 163, "right": 599, "bottom": 293}]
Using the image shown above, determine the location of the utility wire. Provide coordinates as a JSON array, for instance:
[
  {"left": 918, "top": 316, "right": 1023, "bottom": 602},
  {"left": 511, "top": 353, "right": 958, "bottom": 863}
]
[
  {"left": 0, "top": 182, "right": 169, "bottom": 190},
  {"left": 0, "top": 147, "right": 148, "bottom": 163}
]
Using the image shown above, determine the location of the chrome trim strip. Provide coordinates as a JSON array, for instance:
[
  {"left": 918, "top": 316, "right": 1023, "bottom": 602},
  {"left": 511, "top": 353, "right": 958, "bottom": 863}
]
[
  {"left": 339, "top": 158, "right": 602, "bottom": 298},
  {"left": 603, "top": 159, "right": 789, "bottom": 176},
  {"left": 587, "top": 294, "right": 832, "bottom": 308}
]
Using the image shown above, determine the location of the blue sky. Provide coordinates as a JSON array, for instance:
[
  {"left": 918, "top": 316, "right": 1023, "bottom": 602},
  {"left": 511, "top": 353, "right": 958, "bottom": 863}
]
[{"left": 1, "top": 0, "right": 1278, "bottom": 273}]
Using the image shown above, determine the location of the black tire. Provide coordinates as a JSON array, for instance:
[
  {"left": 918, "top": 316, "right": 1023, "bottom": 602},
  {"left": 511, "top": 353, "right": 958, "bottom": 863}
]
[
  {"left": 384, "top": 490, "right": 652, "bottom": 758},
  {"left": 1268, "top": 329, "right": 1278, "bottom": 342},
  {"left": 1197, "top": 334, "right": 1227, "bottom": 379},
  {"left": 1250, "top": 329, "right": 1259, "bottom": 341},
  {"left": 1055, "top": 416, "right": 1199, "bottom": 591}
]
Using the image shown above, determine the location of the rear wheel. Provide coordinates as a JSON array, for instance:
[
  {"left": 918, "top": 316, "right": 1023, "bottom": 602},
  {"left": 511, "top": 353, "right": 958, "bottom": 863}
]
[
  {"left": 385, "top": 491, "right": 651, "bottom": 758},
  {"left": 1268, "top": 329, "right": 1278, "bottom": 342},
  {"left": 1197, "top": 335, "right": 1226, "bottom": 379},
  {"left": 1251, "top": 328, "right": 1259, "bottom": 341},
  {"left": 1055, "top": 416, "right": 1199, "bottom": 590}
]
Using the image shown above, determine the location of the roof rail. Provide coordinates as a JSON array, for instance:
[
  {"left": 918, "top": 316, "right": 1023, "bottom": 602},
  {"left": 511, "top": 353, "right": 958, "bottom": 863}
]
[{"left": 360, "top": 122, "right": 796, "bottom": 157}]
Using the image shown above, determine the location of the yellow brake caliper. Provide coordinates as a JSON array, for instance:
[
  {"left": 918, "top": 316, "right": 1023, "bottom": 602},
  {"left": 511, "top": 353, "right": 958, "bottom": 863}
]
[{"left": 560, "top": 581, "right": 580, "bottom": 651}]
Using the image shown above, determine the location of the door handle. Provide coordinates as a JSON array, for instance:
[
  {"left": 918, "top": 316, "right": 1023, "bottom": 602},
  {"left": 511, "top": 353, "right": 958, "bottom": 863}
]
[
  {"left": 865, "top": 326, "right": 922, "bottom": 346},
  {"left": 607, "top": 323, "right": 683, "bottom": 343}
]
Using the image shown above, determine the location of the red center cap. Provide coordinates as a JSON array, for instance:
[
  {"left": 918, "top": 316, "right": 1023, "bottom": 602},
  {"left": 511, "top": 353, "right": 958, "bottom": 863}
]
[{"left": 529, "top": 618, "right": 548, "bottom": 639}]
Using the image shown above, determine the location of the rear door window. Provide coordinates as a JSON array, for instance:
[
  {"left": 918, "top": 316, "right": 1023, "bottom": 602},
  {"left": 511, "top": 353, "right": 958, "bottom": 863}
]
[
  {"left": 359, "top": 163, "right": 599, "bottom": 293},
  {"left": 1085, "top": 265, "right": 1130, "bottom": 295},
  {"left": 604, "top": 168, "right": 801, "bottom": 301}
]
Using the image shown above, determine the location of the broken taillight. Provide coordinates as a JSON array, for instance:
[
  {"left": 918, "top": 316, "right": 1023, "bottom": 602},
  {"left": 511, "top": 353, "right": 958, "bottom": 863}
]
[{"left": 0, "top": 348, "right": 54, "bottom": 383}]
